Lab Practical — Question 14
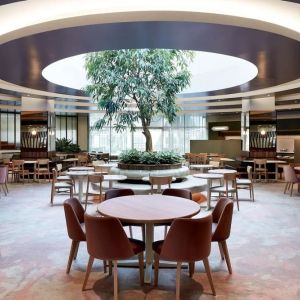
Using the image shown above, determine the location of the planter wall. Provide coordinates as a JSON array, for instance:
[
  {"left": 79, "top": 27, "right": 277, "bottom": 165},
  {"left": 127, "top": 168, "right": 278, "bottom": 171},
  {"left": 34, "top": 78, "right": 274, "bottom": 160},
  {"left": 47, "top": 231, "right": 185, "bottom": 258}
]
[{"left": 118, "top": 163, "right": 182, "bottom": 170}]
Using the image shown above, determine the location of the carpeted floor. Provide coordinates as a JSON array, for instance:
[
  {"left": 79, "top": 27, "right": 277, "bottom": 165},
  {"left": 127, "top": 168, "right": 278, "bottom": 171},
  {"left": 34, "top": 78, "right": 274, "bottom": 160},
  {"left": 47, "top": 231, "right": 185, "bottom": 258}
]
[{"left": 0, "top": 180, "right": 300, "bottom": 299}]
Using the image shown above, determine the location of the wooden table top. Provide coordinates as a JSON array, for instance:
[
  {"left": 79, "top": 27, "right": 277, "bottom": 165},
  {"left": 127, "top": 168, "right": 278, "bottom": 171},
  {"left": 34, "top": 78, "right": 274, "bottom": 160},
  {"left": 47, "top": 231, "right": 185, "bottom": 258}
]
[
  {"left": 103, "top": 174, "right": 127, "bottom": 181},
  {"left": 97, "top": 194, "right": 200, "bottom": 224}
]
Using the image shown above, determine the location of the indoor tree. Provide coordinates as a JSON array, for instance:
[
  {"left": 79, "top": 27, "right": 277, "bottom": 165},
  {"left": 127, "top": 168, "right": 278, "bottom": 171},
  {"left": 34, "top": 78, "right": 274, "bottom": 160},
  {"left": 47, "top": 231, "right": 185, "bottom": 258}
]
[{"left": 85, "top": 49, "right": 193, "bottom": 152}]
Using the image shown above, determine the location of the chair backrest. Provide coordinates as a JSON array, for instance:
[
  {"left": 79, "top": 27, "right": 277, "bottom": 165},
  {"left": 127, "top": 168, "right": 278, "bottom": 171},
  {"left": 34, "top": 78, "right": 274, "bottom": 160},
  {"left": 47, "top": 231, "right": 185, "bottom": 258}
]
[
  {"left": 283, "top": 165, "right": 299, "bottom": 183},
  {"left": 209, "top": 160, "right": 220, "bottom": 168},
  {"left": 159, "top": 215, "right": 212, "bottom": 262},
  {"left": 211, "top": 197, "right": 234, "bottom": 241},
  {"left": 12, "top": 160, "right": 24, "bottom": 170},
  {"left": 247, "top": 166, "right": 253, "bottom": 180},
  {"left": 0, "top": 166, "right": 8, "bottom": 183},
  {"left": 253, "top": 159, "right": 267, "bottom": 170},
  {"left": 3, "top": 158, "right": 10, "bottom": 164},
  {"left": 63, "top": 198, "right": 86, "bottom": 241},
  {"left": 37, "top": 159, "right": 49, "bottom": 167},
  {"left": 223, "top": 173, "right": 237, "bottom": 191},
  {"left": 105, "top": 188, "right": 134, "bottom": 200},
  {"left": 162, "top": 188, "right": 192, "bottom": 200},
  {"left": 84, "top": 214, "right": 134, "bottom": 260},
  {"left": 149, "top": 176, "right": 172, "bottom": 188}
]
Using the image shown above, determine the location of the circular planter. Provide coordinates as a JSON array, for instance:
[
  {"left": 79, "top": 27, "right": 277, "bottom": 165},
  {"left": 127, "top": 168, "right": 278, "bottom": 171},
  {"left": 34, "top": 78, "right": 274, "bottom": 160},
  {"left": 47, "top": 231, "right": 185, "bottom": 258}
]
[
  {"left": 118, "top": 163, "right": 182, "bottom": 170},
  {"left": 111, "top": 165, "right": 189, "bottom": 180}
]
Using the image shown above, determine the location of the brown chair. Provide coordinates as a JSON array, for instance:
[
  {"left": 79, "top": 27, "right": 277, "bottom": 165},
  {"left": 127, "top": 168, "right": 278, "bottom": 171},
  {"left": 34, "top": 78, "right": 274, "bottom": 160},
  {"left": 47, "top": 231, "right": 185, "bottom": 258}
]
[
  {"left": 211, "top": 197, "right": 234, "bottom": 274},
  {"left": 149, "top": 176, "right": 172, "bottom": 194},
  {"left": 85, "top": 174, "right": 104, "bottom": 211},
  {"left": 36, "top": 159, "right": 51, "bottom": 182},
  {"left": 253, "top": 159, "right": 268, "bottom": 182},
  {"left": 63, "top": 198, "right": 87, "bottom": 274},
  {"left": 152, "top": 215, "right": 215, "bottom": 298},
  {"left": 82, "top": 214, "right": 145, "bottom": 298},
  {"left": 210, "top": 173, "right": 239, "bottom": 211},
  {"left": 78, "top": 153, "right": 88, "bottom": 166},
  {"left": 236, "top": 166, "right": 254, "bottom": 201},
  {"left": 51, "top": 168, "right": 73, "bottom": 205},
  {"left": 105, "top": 188, "right": 145, "bottom": 240},
  {"left": 11, "top": 160, "right": 30, "bottom": 183},
  {"left": 283, "top": 165, "right": 300, "bottom": 196},
  {"left": 161, "top": 188, "right": 193, "bottom": 237}
]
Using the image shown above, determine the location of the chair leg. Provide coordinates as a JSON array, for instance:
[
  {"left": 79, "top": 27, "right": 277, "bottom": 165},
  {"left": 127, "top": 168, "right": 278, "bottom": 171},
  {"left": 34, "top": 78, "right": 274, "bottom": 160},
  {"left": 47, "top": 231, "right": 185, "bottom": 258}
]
[
  {"left": 203, "top": 258, "right": 216, "bottom": 296},
  {"left": 176, "top": 262, "right": 182, "bottom": 300},
  {"left": 138, "top": 252, "right": 144, "bottom": 285},
  {"left": 103, "top": 260, "right": 107, "bottom": 273},
  {"left": 82, "top": 255, "right": 94, "bottom": 291},
  {"left": 251, "top": 184, "right": 255, "bottom": 201},
  {"left": 290, "top": 183, "right": 294, "bottom": 196},
  {"left": 66, "top": 240, "right": 78, "bottom": 274},
  {"left": 141, "top": 225, "right": 145, "bottom": 242},
  {"left": 284, "top": 182, "right": 289, "bottom": 194},
  {"left": 220, "top": 240, "right": 232, "bottom": 274},
  {"left": 50, "top": 185, "right": 55, "bottom": 205},
  {"left": 218, "top": 241, "right": 224, "bottom": 260},
  {"left": 154, "top": 252, "right": 159, "bottom": 286},
  {"left": 189, "top": 262, "right": 195, "bottom": 277},
  {"left": 235, "top": 190, "right": 240, "bottom": 211},
  {"left": 109, "top": 260, "right": 113, "bottom": 276},
  {"left": 73, "top": 242, "right": 80, "bottom": 260},
  {"left": 113, "top": 260, "right": 118, "bottom": 300}
]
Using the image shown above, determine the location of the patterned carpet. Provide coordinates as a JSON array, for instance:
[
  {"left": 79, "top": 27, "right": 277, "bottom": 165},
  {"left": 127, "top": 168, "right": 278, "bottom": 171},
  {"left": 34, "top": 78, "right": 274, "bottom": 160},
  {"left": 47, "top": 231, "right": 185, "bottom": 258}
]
[{"left": 0, "top": 180, "right": 300, "bottom": 299}]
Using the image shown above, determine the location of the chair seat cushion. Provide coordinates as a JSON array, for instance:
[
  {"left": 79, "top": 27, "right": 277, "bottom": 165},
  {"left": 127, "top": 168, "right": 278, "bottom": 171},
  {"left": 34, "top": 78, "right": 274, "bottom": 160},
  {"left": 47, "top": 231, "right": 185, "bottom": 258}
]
[
  {"left": 255, "top": 168, "right": 267, "bottom": 171},
  {"left": 37, "top": 168, "right": 49, "bottom": 172},
  {"left": 55, "top": 182, "right": 73, "bottom": 188},
  {"left": 236, "top": 179, "right": 251, "bottom": 184},
  {"left": 152, "top": 240, "right": 164, "bottom": 255},
  {"left": 192, "top": 192, "right": 207, "bottom": 203},
  {"left": 129, "top": 238, "right": 145, "bottom": 254},
  {"left": 57, "top": 175, "right": 72, "bottom": 181}
]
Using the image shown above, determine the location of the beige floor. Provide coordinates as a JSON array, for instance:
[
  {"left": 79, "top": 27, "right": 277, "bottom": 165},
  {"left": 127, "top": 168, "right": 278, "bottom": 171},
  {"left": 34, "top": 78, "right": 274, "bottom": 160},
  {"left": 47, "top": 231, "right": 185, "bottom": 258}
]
[{"left": 0, "top": 179, "right": 300, "bottom": 299}]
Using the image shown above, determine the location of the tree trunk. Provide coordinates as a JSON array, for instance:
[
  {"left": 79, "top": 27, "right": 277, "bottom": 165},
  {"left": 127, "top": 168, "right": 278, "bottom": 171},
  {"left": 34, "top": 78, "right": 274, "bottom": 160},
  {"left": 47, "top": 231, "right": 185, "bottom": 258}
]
[{"left": 142, "top": 125, "right": 153, "bottom": 152}]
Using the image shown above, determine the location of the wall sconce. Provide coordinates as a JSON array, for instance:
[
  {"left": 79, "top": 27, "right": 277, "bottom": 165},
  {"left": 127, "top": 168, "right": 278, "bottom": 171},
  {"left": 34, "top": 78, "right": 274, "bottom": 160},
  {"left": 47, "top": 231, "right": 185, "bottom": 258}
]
[
  {"left": 211, "top": 126, "right": 229, "bottom": 131},
  {"left": 31, "top": 129, "right": 37, "bottom": 136},
  {"left": 48, "top": 129, "right": 55, "bottom": 136},
  {"left": 260, "top": 129, "right": 266, "bottom": 135}
]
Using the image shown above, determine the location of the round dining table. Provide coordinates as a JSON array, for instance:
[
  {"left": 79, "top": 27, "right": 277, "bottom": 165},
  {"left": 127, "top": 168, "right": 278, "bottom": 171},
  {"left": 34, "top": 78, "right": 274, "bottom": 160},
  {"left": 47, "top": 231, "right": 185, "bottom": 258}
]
[
  {"left": 208, "top": 168, "right": 237, "bottom": 174},
  {"left": 97, "top": 194, "right": 200, "bottom": 283}
]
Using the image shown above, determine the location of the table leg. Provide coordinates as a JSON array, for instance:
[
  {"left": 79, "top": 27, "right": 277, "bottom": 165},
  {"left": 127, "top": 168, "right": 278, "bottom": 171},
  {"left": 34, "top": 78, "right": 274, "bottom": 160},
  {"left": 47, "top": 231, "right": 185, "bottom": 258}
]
[
  {"left": 206, "top": 179, "right": 212, "bottom": 210},
  {"left": 275, "top": 164, "right": 278, "bottom": 181},
  {"left": 78, "top": 178, "right": 83, "bottom": 203},
  {"left": 145, "top": 223, "right": 154, "bottom": 284},
  {"left": 109, "top": 181, "right": 113, "bottom": 189}
]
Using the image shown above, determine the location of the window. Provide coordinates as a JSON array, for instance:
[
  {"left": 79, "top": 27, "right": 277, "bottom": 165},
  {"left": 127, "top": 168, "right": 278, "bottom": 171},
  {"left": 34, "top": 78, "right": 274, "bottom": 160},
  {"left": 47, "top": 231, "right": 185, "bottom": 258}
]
[
  {"left": 56, "top": 115, "right": 77, "bottom": 143},
  {"left": 89, "top": 113, "right": 207, "bottom": 154}
]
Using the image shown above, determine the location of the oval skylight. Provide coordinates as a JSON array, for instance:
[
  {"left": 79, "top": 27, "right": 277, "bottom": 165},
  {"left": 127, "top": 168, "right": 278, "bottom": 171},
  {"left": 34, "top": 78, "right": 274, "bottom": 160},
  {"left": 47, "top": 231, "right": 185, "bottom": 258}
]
[{"left": 42, "top": 51, "right": 258, "bottom": 93}]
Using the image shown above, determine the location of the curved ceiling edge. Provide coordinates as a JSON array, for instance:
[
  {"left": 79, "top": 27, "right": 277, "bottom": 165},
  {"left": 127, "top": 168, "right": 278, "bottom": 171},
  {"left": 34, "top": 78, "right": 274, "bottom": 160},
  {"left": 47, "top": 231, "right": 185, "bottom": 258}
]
[{"left": 0, "top": 1, "right": 300, "bottom": 45}]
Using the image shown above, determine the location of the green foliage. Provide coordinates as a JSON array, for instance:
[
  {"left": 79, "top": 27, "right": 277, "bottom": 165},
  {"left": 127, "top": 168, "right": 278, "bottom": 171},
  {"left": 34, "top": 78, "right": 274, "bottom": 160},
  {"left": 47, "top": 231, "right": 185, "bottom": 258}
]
[
  {"left": 55, "top": 138, "right": 81, "bottom": 153},
  {"left": 119, "top": 149, "right": 182, "bottom": 165},
  {"left": 118, "top": 149, "right": 141, "bottom": 164},
  {"left": 85, "top": 49, "right": 194, "bottom": 151}
]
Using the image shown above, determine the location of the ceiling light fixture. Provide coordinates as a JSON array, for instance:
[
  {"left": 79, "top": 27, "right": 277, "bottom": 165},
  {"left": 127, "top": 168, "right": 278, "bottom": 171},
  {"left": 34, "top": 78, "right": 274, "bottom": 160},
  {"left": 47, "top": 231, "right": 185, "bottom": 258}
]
[{"left": 211, "top": 126, "right": 229, "bottom": 131}]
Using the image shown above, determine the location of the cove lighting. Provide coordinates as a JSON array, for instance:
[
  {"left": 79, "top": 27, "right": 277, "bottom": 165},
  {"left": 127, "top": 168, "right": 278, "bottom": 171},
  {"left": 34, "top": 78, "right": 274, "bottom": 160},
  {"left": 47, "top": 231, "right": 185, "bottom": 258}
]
[{"left": 42, "top": 51, "right": 258, "bottom": 94}]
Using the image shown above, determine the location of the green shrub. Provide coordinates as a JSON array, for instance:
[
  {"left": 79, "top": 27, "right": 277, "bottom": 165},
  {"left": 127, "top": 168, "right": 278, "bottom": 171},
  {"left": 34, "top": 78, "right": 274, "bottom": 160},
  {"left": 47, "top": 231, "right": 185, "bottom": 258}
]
[
  {"left": 118, "top": 149, "right": 142, "bottom": 164},
  {"left": 56, "top": 138, "right": 81, "bottom": 153},
  {"left": 119, "top": 149, "right": 182, "bottom": 165}
]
